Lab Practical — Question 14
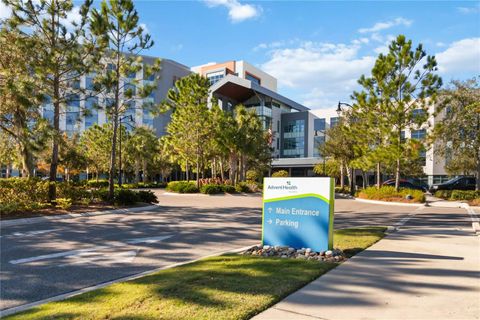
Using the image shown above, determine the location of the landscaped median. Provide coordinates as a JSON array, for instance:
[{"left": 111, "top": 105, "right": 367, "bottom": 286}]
[
  {"left": 5, "top": 227, "right": 386, "bottom": 320},
  {"left": 357, "top": 186, "right": 425, "bottom": 203}
]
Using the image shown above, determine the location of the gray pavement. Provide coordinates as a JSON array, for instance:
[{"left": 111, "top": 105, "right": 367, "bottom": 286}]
[
  {"left": 0, "top": 192, "right": 420, "bottom": 312},
  {"left": 253, "top": 205, "right": 480, "bottom": 320}
]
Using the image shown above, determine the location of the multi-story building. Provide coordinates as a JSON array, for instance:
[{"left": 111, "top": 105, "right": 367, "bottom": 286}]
[{"left": 41, "top": 57, "right": 191, "bottom": 138}]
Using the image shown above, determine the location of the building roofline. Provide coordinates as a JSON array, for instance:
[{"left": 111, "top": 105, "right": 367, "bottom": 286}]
[{"left": 210, "top": 75, "right": 309, "bottom": 112}]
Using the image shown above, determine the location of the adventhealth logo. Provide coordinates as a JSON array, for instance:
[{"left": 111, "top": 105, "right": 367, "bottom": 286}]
[{"left": 267, "top": 181, "right": 298, "bottom": 191}]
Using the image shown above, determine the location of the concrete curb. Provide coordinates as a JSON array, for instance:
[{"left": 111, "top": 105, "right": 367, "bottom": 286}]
[
  {"left": 0, "top": 244, "right": 256, "bottom": 317},
  {"left": 0, "top": 204, "right": 160, "bottom": 228},
  {"left": 460, "top": 203, "right": 480, "bottom": 235},
  {"left": 353, "top": 197, "right": 425, "bottom": 207}
]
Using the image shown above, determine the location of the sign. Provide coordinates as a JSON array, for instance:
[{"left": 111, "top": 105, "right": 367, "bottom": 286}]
[{"left": 262, "top": 177, "right": 334, "bottom": 252}]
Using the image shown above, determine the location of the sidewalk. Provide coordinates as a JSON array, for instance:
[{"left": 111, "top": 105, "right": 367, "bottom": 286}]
[{"left": 253, "top": 207, "right": 480, "bottom": 320}]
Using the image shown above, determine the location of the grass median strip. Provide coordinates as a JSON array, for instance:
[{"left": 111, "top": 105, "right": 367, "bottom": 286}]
[{"left": 7, "top": 226, "right": 386, "bottom": 320}]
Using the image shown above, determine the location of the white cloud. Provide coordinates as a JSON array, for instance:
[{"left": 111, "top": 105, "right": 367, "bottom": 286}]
[
  {"left": 436, "top": 38, "right": 480, "bottom": 74},
  {"left": 260, "top": 41, "right": 376, "bottom": 108},
  {"left": 358, "top": 17, "right": 412, "bottom": 34},
  {"left": 204, "top": 0, "right": 261, "bottom": 22},
  {"left": 457, "top": 5, "right": 480, "bottom": 14},
  {"left": 0, "top": 2, "right": 12, "bottom": 20}
]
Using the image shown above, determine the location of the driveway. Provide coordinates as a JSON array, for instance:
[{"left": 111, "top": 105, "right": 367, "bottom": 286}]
[{"left": 1, "top": 192, "right": 423, "bottom": 312}]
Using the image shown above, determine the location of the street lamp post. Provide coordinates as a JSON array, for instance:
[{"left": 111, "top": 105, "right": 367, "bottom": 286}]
[
  {"left": 118, "top": 115, "right": 134, "bottom": 187},
  {"left": 336, "top": 101, "right": 355, "bottom": 196}
]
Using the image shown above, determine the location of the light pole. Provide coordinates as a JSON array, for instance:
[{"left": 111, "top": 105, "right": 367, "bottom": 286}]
[
  {"left": 118, "top": 114, "right": 134, "bottom": 186},
  {"left": 336, "top": 101, "right": 355, "bottom": 195}
]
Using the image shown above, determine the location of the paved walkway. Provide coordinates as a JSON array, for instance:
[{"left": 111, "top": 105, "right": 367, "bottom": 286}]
[{"left": 253, "top": 206, "right": 480, "bottom": 320}]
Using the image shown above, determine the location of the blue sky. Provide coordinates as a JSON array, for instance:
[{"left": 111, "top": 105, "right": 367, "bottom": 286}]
[
  {"left": 132, "top": 0, "right": 480, "bottom": 109},
  {"left": 2, "top": 0, "right": 479, "bottom": 109}
]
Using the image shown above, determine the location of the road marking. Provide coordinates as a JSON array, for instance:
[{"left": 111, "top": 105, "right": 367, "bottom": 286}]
[
  {"left": 461, "top": 203, "right": 480, "bottom": 235},
  {"left": 392, "top": 206, "right": 425, "bottom": 229},
  {"left": 2, "top": 229, "right": 58, "bottom": 238},
  {"left": 9, "top": 235, "right": 172, "bottom": 265},
  {"left": 60, "top": 249, "right": 139, "bottom": 266},
  {"left": 126, "top": 235, "right": 173, "bottom": 244}
]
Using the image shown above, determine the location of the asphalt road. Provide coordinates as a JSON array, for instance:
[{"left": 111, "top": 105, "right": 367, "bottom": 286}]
[{"left": 0, "top": 191, "right": 471, "bottom": 312}]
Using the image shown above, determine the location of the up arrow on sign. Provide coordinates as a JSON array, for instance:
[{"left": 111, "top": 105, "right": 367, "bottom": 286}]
[
  {"left": 268, "top": 207, "right": 272, "bottom": 213},
  {"left": 268, "top": 219, "right": 273, "bottom": 224}
]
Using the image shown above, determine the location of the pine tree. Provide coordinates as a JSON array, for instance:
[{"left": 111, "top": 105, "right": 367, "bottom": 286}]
[
  {"left": 3, "top": 0, "right": 101, "bottom": 198},
  {"left": 90, "top": 0, "right": 160, "bottom": 199},
  {"left": 351, "top": 35, "right": 442, "bottom": 190}
]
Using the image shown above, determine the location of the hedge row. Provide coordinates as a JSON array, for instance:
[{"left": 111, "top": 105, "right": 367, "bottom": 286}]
[
  {"left": 434, "top": 190, "right": 480, "bottom": 201},
  {"left": 0, "top": 178, "right": 158, "bottom": 215},
  {"left": 358, "top": 186, "right": 425, "bottom": 203},
  {"left": 166, "top": 181, "right": 260, "bottom": 194}
]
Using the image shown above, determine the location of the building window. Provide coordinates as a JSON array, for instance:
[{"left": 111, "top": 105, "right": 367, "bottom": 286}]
[
  {"left": 313, "top": 135, "right": 325, "bottom": 157},
  {"left": 412, "top": 109, "right": 426, "bottom": 119},
  {"left": 418, "top": 149, "right": 426, "bottom": 166},
  {"left": 314, "top": 118, "right": 326, "bottom": 132},
  {"left": 86, "top": 76, "right": 96, "bottom": 91},
  {"left": 400, "top": 130, "right": 406, "bottom": 142},
  {"left": 330, "top": 117, "right": 339, "bottom": 128},
  {"left": 206, "top": 71, "right": 224, "bottom": 85},
  {"left": 143, "top": 108, "right": 153, "bottom": 127},
  {"left": 124, "top": 82, "right": 136, "bottom": 96},
  {"left": 411, "top": 129, "right": 426, "bottom": 140},
  {"left": 282, "top": 119, "right": 305, "bottom": 158},
  {"left": 245, "top": 72, "right": 261, "bottom": 85},
  {"left": 85, "top": 97, "right": 98, "bottom": 129}
]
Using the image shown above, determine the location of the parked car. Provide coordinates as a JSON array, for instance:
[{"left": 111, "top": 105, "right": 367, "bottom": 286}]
[
  {"left": 382, "top": 179, "right": 427, "bottom": 192},
  {"left": 430, "top": 176, "right": 477, "bottom": 192}
]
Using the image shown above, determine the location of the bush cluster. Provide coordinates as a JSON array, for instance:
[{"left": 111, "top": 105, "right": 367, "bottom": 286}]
[
  {"left": 166, "top": 181, "right": 199, "bottom": 193},
  {"left": 86, "top": 179, "right": 109, "bottom": 188},
  {"left": 335, "top": 186, "right": 351, "bottom": 194},
  {"left": 358, "top": 186, "right": 425, "bottom": 203},
  {"left": 199, "top": 184, "right": 237, "bottom": 194},
  {"left": 271, "top": 170, "right": 288, "bottom": 177},
  {"left": 435, "top": 190, "right": 480, "bottom": 201},
  {"left": 0, "top": 178, "right": 158, "bottom": 215}
]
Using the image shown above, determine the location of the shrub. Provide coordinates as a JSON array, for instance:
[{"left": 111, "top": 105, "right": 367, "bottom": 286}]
[
  {"left": 358, "top": 186, "right": 425, "bottom": 203},
  {"left": 136, "top": 190, "right": 159, "bottom": 203},
  {"left": 114, "top": 189, "right": 139, "bottom": 205},
  {"left": 246, "top": 170, "right": 259, "bottom": 182},
  {"left": 57, "top": 183, "right": 91, "bottom": 202},
  {"left": 450, "top": 190, "right": 480, "bottom": 201},
  {"left": 0, "top": 178, "right": 50, "bottom": 214},
  {"left": 222, "top": 184, "right": 236, "bottom": 193},
  {"left": 235, "top": 182, "right": 252, "bottom": 193},
  {"left": 56, "top": 198, "right": 72, "bottom": 210},
  {"left": 434, "top": 190, "right": 452, "bottom": 199},
  {"left": 200, "top": 184, "right": 224, "bottom": 194},
  {"left": 166, "top": 181, "right": 199, "bottom": 193},
  {"left": 335, "top": 186, "right": 351, "bottom": 194},
  {"left": 272, "top": 170, "right": 289, "bottom": 177},
  {"left": 86, "top": 180, "right": 109, "bottom": 188}
]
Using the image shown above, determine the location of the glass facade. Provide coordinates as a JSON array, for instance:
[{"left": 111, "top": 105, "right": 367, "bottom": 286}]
[
  {"left": 246, "top": 105, "right": 272, "bottom": 129},
  {"left": 412, "top": 109, "right": 426, "bottom": 119},
  {"left": 85, "top": 97, "right": 98, "bottom": 129},
  {"left": 245, "top": 73, "right": 261, "bottom": 85},
  {"left": 206, "top": 71, "right": 224, "bottom": 85},
  {"left": 66, "top": 94, "right": 80, "bottom": 136},
  {"left": 282, "top": 119, "right": 305, "bottom": 158},
  {"left": 330, "top": 117, "right": 339, "bottom": 128},
  {"left": 124, "top": 82, "right": 136, "bottom": 95},
  {"left": 313, "top": 135, "right": 325, "bottom": 157},
  {"left": 314, "top": 118, "right": 326, "bottom": 131},
  {"left": 411, "top": 129, "right": 426, "bottom": 140}
]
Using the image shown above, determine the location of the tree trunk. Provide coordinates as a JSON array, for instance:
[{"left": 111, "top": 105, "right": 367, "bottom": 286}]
[
  {"left": 345, "top": 164, "right": 352, "bottom": 191},
  {"left": 48, "top": 77, "right": 61, "bottom": 201},
  {"left": 376, "top": 162, "right": 381, "bottom": 189},
  {"left": 220, "top": 158, "right": 225, "bottom": 181},
  {"left": 6, "top": 165, "right": 10, "bottom": 178},
  {"left": 108, "top": 96, "right": 119, "bottom": 200},
  {"left": 395, "top": 158, "right": 401, "bottom": 191},
  {"left": 476, "top": 154, "right": 480, "bottom": 191},
  {"left": 362, "top": 170, "right": 366, "bottom": 189},
  {"left": 229, "top": 153, "right": 237, "bottom": 185},
  {"left": 185, "top": 160, "right": 189, "bottom": 181},
  {"left": 142, "top": 159, "right": 147, "bottom": 183},
  {"left": 340, "top": 161, "right": 344, "bottom": 189},
  {"left": 134, "top": 158, "right": 140, "bottom": 183}
]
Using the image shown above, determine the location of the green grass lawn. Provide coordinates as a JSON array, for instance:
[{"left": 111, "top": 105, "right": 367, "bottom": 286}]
[{"left": 7, "top": 227, "right": 386, "bottom": 320}]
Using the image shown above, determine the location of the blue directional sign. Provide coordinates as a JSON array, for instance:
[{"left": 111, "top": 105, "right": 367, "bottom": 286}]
[{"left": 262, "top": 177, "right": 334, "bottom": 252}]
